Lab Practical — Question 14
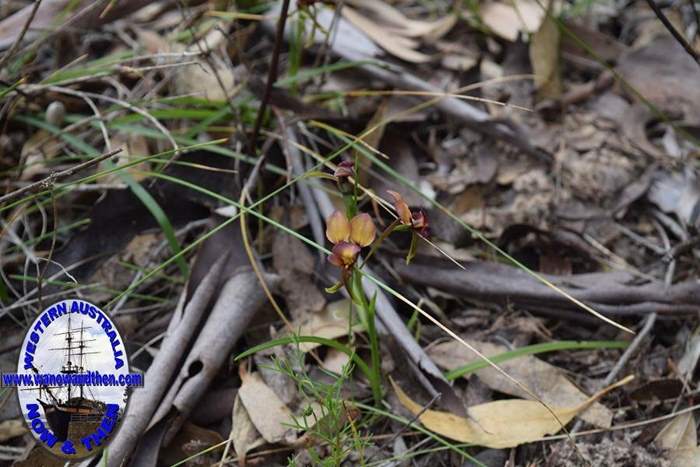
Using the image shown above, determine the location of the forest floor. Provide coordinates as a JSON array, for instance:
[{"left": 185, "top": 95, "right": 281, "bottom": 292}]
[{"left": 1, "top": 0, "right": 700, "bottom": 466}]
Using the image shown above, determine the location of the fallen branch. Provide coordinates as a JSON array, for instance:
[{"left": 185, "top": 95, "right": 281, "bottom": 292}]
[{"left": 395, "top": 258, "right": 700, "bottom": 317}]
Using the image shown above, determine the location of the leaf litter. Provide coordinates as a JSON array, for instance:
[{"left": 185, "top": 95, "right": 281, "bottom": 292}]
[{"left": 1, "top": 0, "right": 699, "bottom": 465}]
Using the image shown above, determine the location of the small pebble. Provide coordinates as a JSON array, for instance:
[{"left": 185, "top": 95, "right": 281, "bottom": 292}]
[{"left": 45, "top": 101, "right": 66, "bottom": 127}]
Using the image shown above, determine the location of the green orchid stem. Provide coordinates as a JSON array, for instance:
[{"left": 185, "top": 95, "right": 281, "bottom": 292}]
[
  {"left": 343, "top": 192, "right": 357, "bottom": 218},
  {"left": 348, "top": 269, "right": 383, "bottom": 406}
]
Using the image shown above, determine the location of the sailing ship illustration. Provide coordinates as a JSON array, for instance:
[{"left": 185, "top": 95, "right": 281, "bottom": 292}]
[{"left": 27, "top": 314, "right": 106, "bottom": 441}]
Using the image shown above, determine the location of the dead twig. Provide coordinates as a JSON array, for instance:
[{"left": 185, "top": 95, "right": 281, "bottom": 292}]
[
  {"left": 644, "top": 0, "right": 700, "bottom": 66},
  {"left": 0, "top": 147, "right": 122, "bottom": 206},
  {"left": 249, "top": 0, "right": 292, "bottom": 156}
]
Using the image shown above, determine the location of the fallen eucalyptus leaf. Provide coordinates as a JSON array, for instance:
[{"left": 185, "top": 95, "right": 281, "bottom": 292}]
[
  {"left": 232, "top": 393, "right": 265, "bottom": 461},
  {"left": 481, "top": 0, "right": 544, "bottom": 42},
  {"left": 427, "top": 339, "right": 613, "bottom": 428},
  {"left": 392, "top": 375, "right": 632, "bottom": 448},
  {"left": 238, "top": 371, "right": 296, "bottom": 444},
  {"left": 290, "top": 299, "right": 363, "bottom": 352},
  {"left": 655, "top": 412, "right": 700, "bottom": 467}
]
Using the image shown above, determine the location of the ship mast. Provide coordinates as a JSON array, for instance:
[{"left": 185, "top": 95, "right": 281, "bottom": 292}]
[
  {"left": 79, "top": 321, "right": 85, "bottom": 399},
  {"left": 50, "top": 315, "right": 97, "bottom": 404},
  {"left": 66, "top": 314, "right": 72, "bottom": 401}
]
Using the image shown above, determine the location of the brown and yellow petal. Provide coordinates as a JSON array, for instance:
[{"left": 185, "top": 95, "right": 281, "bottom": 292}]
[
  {"left": 326, "top": 210, "right": 350, "bottom": 244},
  {"left": 328, "top": 241, "right": 360, "bottom": 268},
  {"left": 349, "top": 213, "right": 376, "bottom": 247},
  {"left": 387, "top": 190, "right": 412, "bottom": 225}
]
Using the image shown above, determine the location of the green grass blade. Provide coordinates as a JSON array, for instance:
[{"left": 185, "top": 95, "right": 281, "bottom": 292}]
[{"left": 444, "top": 340, "right": 629, "bottom": 381}]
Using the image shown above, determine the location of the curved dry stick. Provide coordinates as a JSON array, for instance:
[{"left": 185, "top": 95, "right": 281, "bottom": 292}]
[{"left": 644, "top": 0, "right": 699, "bottom": 66}]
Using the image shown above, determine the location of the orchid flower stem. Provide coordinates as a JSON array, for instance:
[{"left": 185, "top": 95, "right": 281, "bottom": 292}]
[{"left": 348, "top": 269, "right": 383, "bottom": 406}]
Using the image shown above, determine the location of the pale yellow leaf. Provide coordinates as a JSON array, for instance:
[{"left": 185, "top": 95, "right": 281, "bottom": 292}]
[
  {"left": 481, "top": 0, "right": 544, "bottom": 41},
  {"left": 656, "top": 412, "right": 700, "bottom": 467},
  {"left": 231, "top": 393, "right": 265, "bottom": 461},
  {"left": 106, "top": 133, "right": 151, "bottom": 182},
  {"left": 20, "top": 130, "right": 62, "bottom": 181},
  {"left": 656, "top": 412, "right": 697, "bottom": 450},
  {"left": 238, "top": 372, "right": 296, "bottom": 444},
  {"left": 0, "top": 419, "right": 27, "bottom": 442},
  {"left": 345, "top": 0, "right": 456, "bottom": 39},
  {"left": 427, "top": 339, "right": 612, "bottom": 428},
  {"left": 392, "top": 376, "right": 632, "bottom": 449},
  {"left": 668, "top": 447, "right": 700, "bottom": 467},
  {"left": 321, "top": 347, "right": 352, "bottom": 374},
  {"left": 529, "top": 2, "right": 562, "bottom": 100}
]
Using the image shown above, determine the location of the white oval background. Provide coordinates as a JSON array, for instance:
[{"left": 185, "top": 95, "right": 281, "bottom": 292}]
[{"left": 17, "top": 299, "right": 130, "bottom": 450}]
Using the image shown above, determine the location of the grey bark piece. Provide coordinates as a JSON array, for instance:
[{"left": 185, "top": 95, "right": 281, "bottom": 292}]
[
  {"left": 155, "top": 270, "right": 277, "bottom": 446},
  {"left": 103, "top": 256, "right": 228, "bottom": 467}
]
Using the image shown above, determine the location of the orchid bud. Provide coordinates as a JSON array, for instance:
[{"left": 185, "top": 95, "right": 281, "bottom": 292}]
[
  {"left": 326, "top": 210, "right": 351, "bottom": 244},
  {"left": 387, "top": 190, "right": 412, "bottom": 225},
  {"left": 334, "top": 160, "right": 354, "bottom": 194},
  {"left": 349, "top": 213, "right": 376, "bottom": 247}
]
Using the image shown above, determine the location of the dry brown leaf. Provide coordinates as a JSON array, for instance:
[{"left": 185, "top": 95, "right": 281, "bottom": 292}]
[
  {"left": 481, "top": 0, "right": 544, "bottom": 41},
  {"left": 0, "top": 419, "right": 27, "bottom": 442},
  {"left": 616, "top": 37, "right": 700, "bottom": 125},
  {"left": 160, "top": 422, "right": 224, "bottom": 466},
  {"left": 345, "top": 0, "right": 456, "bottom": 39},
  {"left": 355, "top": 102, "right": 388, "bottom": 186},
  {"left": 392, "top": 376, "right": 631, "bottom": 448},
  {"left": 655, "top": 412, "right": 700, "bottom": 467},
  {"left": 238, "top": 371, "right": 296, "bottom": 444},
  {"left": 427, "top": 340, "right": 613, "bottom": 428},
  {"left": 290, "top": 299, "right": 363, "bottom": 352},
  {"left": 342, "top": 6, "right": 432, "bottom": 63},
  {"left": 231, "top": 393, "right": 265, "bottom": 462},
  {"left": 340, "top": 0, "right": 455, "bottom": 63},
  {"left": 529, "top": 3, "right": 562, "bottom": 100}
]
